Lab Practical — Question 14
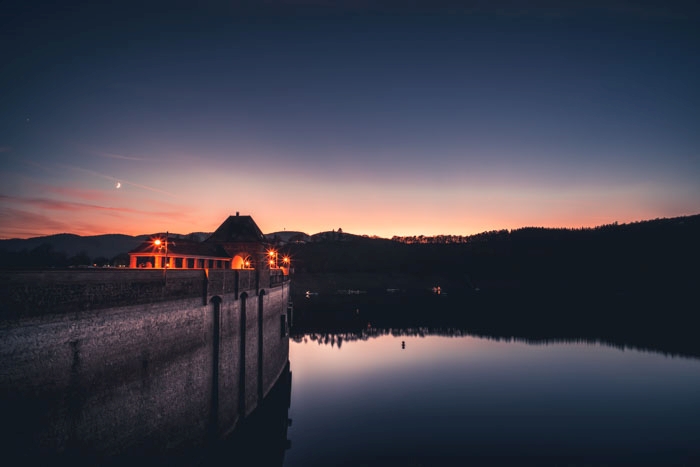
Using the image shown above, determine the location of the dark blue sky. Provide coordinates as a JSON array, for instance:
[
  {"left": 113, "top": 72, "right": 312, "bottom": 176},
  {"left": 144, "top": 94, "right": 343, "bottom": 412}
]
[{"left": 1, "top": 1, "right": 699, "bottom": 237}]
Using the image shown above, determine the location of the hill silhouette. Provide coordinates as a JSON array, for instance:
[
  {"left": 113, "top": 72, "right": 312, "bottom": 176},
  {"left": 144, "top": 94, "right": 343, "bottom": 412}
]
[
  {"left": 0, "top": 233, "right": 150, "bottom": 268},
  {"left": 283, "top": 215, "right": 700, "bottom": 361},
  {"left": 0, "top": 232, "right": 201, "bottom": 268},
  {"left": 284, "top": 214, "right": 700, "bottom": 301},
  {"left": 2, "top": 215, "right": 699, "bottom": 293}
]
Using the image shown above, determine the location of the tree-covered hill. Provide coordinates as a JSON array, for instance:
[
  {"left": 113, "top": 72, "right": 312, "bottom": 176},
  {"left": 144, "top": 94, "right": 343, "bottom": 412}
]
[
  {"left": 284, "top": 214, "right": 700, "bottom": 298},
  {"left": 2, "top": 214, "right": 698, "bottom": 298}
]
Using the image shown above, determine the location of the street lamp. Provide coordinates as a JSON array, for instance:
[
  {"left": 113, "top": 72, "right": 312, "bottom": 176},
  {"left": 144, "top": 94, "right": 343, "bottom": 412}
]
[
  {"left": 154, "top": 232, "right": 169, "bottom": 284},
  {"left": 268, "top": 249, "right": 278, "bottom": 269},
  {"left": 153, "top": 233, "right": 169, "bottom": 269},
  {"left": 281, "top": 255, "right": 291, "bottom": 276}
]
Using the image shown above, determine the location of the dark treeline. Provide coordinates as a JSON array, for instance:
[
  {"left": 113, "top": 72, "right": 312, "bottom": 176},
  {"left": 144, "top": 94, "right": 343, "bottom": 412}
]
[
  {"left": 391, "top": 220, "right": 629, "bottom": 244},
  {"left": 288, "top": 213, "right": 700, "bottom": 359},
  {"left": 290, "top": 291, "right": 700, "bottom": 360},
  {"left": 292, "top": 327, "right": 699, "bottom": 362},
  {"left": 3, "top": 214, "right": 699, "bottom": 295},
  {"left": 286, "top": 214, "right": 700, "bottom": 298}
]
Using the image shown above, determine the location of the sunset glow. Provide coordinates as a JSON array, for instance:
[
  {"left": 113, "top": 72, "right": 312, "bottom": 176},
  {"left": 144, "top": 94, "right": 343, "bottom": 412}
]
[{"left": 1, "top": 2, "right": 698, "bottom": 239}]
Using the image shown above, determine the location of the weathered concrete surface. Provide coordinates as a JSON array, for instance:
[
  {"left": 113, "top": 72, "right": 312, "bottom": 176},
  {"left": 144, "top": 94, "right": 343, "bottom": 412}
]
[
  {"left": 0, "top": 268, "right": 281, "bottom": 317},
  {"left": 0, "top": 270, "right": 289, "bottom": 461}
]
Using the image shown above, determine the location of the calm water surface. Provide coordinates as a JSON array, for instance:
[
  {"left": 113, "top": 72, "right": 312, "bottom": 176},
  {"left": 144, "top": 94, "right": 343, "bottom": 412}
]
[{"left": 283, "top": 331, "right": 700, "bottom": 466}]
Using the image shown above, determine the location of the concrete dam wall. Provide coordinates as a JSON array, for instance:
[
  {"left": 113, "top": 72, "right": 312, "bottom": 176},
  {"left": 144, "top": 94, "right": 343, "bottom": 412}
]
[{"left": 0, "top": 269, "right": 290, "bottom": 460}]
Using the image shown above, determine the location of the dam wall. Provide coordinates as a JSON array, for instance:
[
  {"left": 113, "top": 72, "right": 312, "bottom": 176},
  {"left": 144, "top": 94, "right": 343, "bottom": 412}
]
[{"left": 0, "top": 269, "right": 290, "bottom": 460}]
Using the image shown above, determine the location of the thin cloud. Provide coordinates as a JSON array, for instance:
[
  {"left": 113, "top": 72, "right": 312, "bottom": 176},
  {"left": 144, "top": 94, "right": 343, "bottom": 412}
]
[
  {"left": 0, "top": 146, "right": 11, "bottom": 153},
  {"left": 0, "top": 196, "right": 202, "bottom": 238},
  {"left": 42, "top": 185, "right": 115, "bottom": 203},
  {"left": 21, "top": 160, "right": 178, "bottom": 198},
  {"left": 73, "top": 142, "right": 150, "bottom": 162},
  {"left": 11, "top": 176, "right": 189, "bottom": 212},
  {"left": 22, "top": 159, "right": 57, "bottom": 173},
  {"left": 0, "top": 207, "right": 78, "bottom": 238},
  {"left": 0, "top": 194, "right": 179, "bottom": 216},
  {"left": 95, "top": 151, "right": 146, "bottom": 161},
  {"left": 0, "top": 206, "right": 134, "bottom": 238},
  {"left": 59, "top": 164, "right": 179, "bottom": 198}
]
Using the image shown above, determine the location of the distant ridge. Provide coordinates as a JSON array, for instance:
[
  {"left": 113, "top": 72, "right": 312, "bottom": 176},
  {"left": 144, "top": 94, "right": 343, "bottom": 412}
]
[
  {"left": 0, "top": 233, "right": 150, "bottom": 260},
  {"left": 1, "top": 214, "right": 698, "bottom": 266},
  {"left": 266, "top": 231, "right": 311, "bottom": 244},
  {"left": 391, "top": 214, "right": 700, "bottom": 244},
  {"left": 285, "top": 213, "right": 700, "bottom": 300}
]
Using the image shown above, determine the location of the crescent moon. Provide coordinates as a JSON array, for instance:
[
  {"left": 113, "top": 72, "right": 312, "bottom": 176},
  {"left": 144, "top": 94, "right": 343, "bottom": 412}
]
[{"left": 116, "top": 181, "right": 121, "bottom": 189}]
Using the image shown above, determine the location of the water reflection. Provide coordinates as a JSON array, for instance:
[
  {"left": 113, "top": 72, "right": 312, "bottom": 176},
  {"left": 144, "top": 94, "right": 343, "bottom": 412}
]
[
  {"left": 293, "top": 325, "right": 700, "bottom": 361},
  {"left": 286, "top": 332, "right": 700, "bottom": 467},
  {"left": 290, "top": 290, "right": 700, "bottom": 360},
  {"left": 282, "top": 293, "right": 700, "bottom": 466}
]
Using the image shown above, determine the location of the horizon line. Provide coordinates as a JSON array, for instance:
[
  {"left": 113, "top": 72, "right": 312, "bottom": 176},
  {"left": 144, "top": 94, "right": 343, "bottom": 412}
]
[{"left": 2, "top": 212, "right": 698, "bottom": 242}]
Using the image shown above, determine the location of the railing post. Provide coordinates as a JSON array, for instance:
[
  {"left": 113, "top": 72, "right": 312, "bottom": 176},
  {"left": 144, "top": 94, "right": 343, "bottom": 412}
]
[{"left": 234, "top": 270, "right": 239, "bottom": 299}]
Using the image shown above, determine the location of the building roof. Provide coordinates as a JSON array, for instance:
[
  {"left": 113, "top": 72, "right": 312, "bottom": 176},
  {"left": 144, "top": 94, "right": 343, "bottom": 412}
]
[
  {"left": 204, "top": 214, "right": 267, "bottom": 244},
  {"left": 129, "top": 236, "right": 229, "bottom": 258},
  {"left": 128, "top": 214, "right": 267, "bottom": 259}
]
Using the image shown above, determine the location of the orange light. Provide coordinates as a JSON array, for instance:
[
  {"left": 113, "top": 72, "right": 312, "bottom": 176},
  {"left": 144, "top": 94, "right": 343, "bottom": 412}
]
[
  {"left": 154, "top": 239, "right": 162, "bottom": 246},
  {"left": 268, "top": 250, "right": 276, "bottom": 257},
  {"left": 269, "top": 259, "right": 275, "bottom": 266},
  {"left": 282, "top": 256, "right": 290, "bottom": 264}
]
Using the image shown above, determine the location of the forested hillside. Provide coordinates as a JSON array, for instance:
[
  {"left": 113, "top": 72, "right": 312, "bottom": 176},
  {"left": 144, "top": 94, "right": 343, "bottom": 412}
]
[{"left": 285, "top": 214, "right": 700, "bottom": 298}]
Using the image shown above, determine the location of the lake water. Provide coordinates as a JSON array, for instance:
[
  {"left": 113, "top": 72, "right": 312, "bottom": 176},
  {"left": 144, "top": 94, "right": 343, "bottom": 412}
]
[{"left": 282, "top": 329, "right": 700, "bottom": 466}]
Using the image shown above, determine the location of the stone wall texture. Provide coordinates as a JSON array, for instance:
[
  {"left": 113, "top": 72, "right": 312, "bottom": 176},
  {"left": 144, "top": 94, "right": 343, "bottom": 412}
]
[{"left": 0, "top": 270, "right": 289, "bottom": 460}]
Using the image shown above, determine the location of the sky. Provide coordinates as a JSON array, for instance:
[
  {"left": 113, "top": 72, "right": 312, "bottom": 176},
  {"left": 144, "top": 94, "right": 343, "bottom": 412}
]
[{"left": 1, "top": 0, "right": 699, "bottom": 239}]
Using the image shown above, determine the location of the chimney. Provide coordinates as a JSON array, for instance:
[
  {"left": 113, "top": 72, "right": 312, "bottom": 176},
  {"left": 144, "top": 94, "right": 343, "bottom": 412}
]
[{"left": 236, "top": 211, "right": 239, "bottom": 216}]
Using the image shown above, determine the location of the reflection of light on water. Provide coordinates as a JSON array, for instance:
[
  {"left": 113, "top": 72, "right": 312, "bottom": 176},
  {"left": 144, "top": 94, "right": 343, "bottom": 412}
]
[
  {"left": 337, "top": 289, "right": 366, "bottom": 295},
  {"left": 286, "top": 334, "right": 700, "bottom": 466}
]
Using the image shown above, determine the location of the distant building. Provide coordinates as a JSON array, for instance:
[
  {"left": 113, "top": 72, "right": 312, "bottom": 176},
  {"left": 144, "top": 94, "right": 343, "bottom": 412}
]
[{"left": 128, "top": 213, "right": 283, "bottom": 272}]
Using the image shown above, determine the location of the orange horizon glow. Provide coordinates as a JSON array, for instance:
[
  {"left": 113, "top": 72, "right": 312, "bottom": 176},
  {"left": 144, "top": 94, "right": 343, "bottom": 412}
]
[
  {"left": 2, "top": 143, "right": 698, "bottom": 241},
  {"left": 2, "top": 207, "right": 698, "bottom": 241},
  {"left": 2, "top": 5, "right": 698, "bottom": 245}
]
